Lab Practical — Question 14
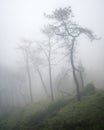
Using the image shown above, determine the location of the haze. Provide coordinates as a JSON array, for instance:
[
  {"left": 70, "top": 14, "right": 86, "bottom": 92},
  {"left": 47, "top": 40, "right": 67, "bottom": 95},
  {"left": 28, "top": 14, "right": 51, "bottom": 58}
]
[{"left": 0, "top": 0, "right": 104, "bottom": 109}]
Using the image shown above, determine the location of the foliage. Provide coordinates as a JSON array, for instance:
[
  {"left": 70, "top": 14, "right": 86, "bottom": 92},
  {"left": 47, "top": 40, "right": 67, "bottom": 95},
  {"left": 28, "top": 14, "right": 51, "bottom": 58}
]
[
  {"left": 46, "top": 91, "right": 104, "bottom": 130},
  {"left": 0, "top": 91, "right": 104, "bottom": 130},
  {"left": 81, "top": 83, "right": 96, "bottom": 96}
]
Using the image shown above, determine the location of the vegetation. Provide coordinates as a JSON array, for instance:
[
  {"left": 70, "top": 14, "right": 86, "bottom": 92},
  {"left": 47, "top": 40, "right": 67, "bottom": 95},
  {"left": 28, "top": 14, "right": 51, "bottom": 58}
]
[
  {"left": 81, "top": 83, "right": 96, "bottom": 97},
  {"left": 44, "top": 7, "right": 96, "bottom": 101},
  {"left": 0, "top": 0, "right": 103, "bottom": 130},
  {"left": 0, "top": 90, "right": 104, "bottom": 130}
]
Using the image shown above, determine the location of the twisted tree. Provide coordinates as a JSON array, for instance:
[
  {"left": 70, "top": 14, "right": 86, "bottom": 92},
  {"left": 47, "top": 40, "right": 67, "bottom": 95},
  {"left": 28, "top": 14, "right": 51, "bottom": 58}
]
[{"left": 45, "top": 7, "right": 96, "bottom": 101}]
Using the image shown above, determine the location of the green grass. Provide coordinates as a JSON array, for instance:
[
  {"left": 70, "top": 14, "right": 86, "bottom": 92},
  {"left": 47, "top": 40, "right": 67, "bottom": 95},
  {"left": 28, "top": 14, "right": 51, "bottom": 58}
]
[{"left": 0, "top": 91, "right": 104, "bottom": 130}]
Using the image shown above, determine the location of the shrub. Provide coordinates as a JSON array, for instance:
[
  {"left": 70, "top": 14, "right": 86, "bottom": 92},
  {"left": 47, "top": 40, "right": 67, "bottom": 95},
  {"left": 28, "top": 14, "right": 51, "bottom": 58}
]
[{"left": 81, "top": 83, "right": 96, "bottom": 96}]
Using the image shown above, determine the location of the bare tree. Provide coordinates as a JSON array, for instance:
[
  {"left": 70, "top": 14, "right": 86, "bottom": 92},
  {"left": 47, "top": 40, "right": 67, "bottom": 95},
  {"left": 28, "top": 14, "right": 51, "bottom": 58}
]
[
  {"left": 45, "top": 7, "right": 96, "bottom": 101},
  {"left": 35, "top": 27, "right": 58, "bottom": 101},
  {"left": 36, "top": 40, "right": 54, "bottom": 101},
  {"left": 13, "top": 71, "right": 29, "bottom": 105},
  {"left": 30, "top": 54, "right": 50, "bottom": 98},
  {"left": 19, "top": 40, "right": 33, "bottom": 103}
]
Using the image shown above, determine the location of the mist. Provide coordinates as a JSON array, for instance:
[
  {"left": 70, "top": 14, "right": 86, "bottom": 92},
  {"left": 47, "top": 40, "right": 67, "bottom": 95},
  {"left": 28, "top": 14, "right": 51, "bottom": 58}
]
[{"left": 0, "top": 0, "right": 104, "bottom": 123}]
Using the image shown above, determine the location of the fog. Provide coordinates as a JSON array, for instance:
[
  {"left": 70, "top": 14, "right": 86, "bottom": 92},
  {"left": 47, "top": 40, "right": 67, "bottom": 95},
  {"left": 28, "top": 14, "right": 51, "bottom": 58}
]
[{"left": 0, "top": 0, "right": 104, "bottom": 112}]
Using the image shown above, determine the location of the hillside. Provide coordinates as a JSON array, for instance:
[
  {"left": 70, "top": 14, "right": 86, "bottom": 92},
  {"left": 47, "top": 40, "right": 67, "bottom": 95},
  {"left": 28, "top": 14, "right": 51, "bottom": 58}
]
[{"left": 0, "top": 91, "right": 104, "bottom": 130}]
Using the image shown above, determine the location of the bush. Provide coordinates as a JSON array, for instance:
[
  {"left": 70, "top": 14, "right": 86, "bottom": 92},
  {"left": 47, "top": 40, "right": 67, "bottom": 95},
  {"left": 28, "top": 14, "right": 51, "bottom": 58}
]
[{"left": 81, "top": 83, "right": 96, "bottom": 96}]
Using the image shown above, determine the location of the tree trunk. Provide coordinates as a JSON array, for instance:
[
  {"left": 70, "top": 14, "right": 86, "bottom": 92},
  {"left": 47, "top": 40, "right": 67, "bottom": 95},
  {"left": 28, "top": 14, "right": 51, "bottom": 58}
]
[
  {"left": 79, "top": 70, "right": 84, "bottom": 89},
  {"left": 37, "top": 68, "right": 49, "bottom": 97},
  {"left": 26, "top": 56, "right": 33, "bottom": 103},
  {"left": 49, "top": 60, "right": 54, "bottom": 101},
  {"left": 48, "top": 42, "right": 54, "bottom": 101},
  {"left": 70, "top": 38, "right": 81, "bottom": 101}
]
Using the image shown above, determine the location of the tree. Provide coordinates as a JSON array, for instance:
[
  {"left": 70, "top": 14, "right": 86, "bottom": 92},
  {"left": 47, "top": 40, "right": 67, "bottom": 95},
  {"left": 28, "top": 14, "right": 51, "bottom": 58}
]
[
  {"left": 35, "top": 29, "right": 56, "bottom": 101},
  {"left": 55, "top": 68, "right": 71, "bottom": 97},
  {"left": 13, "top": 71, "right": 29, "bottom": 105},
  {"left": 45, "top": 7, "right": 96, "bottom": 101},
  {"left": 42, "top": 27, "right": 55, "bottom": 101},
  {"left": 78, "top": 61, "right": 85, "bottom": 89},
  {"left": 19, "top": 39, "right": 50, "bottom": 100},
  {"left": 19, "top": 40, "right": 33, "bottom": 103},
  {"left": 30, "top": 53, "right": 50, "bottom": 98}
]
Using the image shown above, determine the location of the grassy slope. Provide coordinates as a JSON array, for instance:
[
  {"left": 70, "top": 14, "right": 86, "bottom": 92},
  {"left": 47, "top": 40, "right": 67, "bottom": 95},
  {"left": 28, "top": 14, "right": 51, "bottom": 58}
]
[{"left": 0, "top": 91, "right": 104, "bottom": 130}]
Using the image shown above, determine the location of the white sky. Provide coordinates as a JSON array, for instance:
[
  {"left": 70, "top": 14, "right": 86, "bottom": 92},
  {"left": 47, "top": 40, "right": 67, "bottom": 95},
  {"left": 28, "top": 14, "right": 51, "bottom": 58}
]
[{"left": 0, "top": 0, "right": 104, "bottom": 83}]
